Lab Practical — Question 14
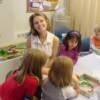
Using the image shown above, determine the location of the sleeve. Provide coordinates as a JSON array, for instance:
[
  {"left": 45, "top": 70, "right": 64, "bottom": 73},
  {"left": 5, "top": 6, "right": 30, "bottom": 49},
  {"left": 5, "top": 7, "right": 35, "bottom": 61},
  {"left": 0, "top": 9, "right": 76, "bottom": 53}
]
[
  {"left": 58, "top": 43, "right": 64, "bottom": 56},
  {"left": 72, "top": 52, "right": 79, "bottom": 64},
  {"left": 67, "top": 86, "right": 77, "bottom": 99},
  {"left": 25, "top": 77, "right": 38, "bottom": 97}
]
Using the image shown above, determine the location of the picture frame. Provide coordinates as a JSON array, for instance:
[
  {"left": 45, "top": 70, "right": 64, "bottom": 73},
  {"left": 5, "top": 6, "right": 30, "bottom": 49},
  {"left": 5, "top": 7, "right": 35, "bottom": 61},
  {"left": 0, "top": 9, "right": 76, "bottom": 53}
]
[{"left": 27, "top": 0, "right": 58, "bottom": 12}]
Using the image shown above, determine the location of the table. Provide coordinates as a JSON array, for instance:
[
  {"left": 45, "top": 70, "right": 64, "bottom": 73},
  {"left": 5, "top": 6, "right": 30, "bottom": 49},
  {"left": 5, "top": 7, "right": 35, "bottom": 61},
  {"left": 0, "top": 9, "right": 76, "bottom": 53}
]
[
  {"left": 74, "top": 53, "right": 100, "bottom": 79},
  {"left": 0, "top": 56, "right": 22, "bottom": 83},
  {"left": 73, "top": 53, "right": 100, "bottom": 100}
]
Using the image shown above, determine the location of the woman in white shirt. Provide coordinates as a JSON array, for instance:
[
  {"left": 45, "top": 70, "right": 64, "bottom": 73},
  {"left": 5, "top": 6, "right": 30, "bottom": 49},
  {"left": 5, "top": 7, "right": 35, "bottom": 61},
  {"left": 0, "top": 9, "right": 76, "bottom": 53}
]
[{"left": 27, "top": 12, "right": 59, "bottom": 66}]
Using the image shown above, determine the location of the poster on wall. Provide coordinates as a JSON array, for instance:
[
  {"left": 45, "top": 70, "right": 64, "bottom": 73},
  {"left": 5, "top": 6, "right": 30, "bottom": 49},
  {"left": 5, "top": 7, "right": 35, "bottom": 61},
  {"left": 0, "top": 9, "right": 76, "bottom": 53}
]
[{"left": 27, "top": 0, "right": 58, "bottom": 12}]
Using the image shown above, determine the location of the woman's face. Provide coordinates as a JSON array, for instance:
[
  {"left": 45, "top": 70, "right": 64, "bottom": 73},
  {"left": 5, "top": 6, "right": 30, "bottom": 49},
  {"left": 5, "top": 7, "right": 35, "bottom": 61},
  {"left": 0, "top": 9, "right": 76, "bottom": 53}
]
[
  {"left": 33, "top": 16, "right": 47, "bottom": 34},
  {"left": 68, "top": 38, "right": 78, "bottom": 50}
]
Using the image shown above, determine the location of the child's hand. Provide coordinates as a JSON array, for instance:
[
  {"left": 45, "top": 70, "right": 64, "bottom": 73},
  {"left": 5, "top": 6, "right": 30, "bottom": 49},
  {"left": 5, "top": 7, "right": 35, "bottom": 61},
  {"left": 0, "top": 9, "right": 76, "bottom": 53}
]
[
  {"left": 41, "top": 66, "right": 50, "bottom": 75},
  {"left": 72, "top": 74, "right": 80, "bottom": 95},
  {"left": 74, "top": 83, "right": 80, "bottom": 96}
]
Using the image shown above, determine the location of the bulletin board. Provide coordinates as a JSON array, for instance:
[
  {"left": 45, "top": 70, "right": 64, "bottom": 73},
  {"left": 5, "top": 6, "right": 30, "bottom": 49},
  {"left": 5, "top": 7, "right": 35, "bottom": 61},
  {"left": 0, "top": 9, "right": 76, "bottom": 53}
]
[{"left": 27, "top": 0, "right": 58, "bottom": 12}]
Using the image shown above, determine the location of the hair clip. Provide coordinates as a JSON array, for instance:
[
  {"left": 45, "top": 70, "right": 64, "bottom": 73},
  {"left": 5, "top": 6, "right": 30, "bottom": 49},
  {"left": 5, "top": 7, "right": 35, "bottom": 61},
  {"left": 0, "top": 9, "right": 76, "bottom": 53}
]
[{"left": 71, "top": 31, "right": 80, "bottom": 36}]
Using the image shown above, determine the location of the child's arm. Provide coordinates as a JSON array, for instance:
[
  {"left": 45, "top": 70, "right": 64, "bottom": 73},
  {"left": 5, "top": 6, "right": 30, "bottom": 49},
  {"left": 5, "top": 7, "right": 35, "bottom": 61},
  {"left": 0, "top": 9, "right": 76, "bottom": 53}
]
[
  {"left": 25, "top": 96, "right": 38, "bottom": 100},
  {"left": 32, "top": 96, "right": 39, "bottom": 100},
  {"left": 72, "top": 73, "right": 80, "bottom": 95},
  {"left": 42, "top": 37, "right": 59, "bottom": 69},
  {"left": 52, "top": 36, "right": 59, "bottom": 58}
]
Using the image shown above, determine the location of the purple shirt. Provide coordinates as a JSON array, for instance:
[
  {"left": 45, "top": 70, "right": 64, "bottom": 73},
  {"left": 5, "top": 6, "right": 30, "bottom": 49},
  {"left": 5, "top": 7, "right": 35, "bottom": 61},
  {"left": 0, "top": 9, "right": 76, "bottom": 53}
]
[{"left": 58, "top": 44, "right": 79, "bottom": 64}]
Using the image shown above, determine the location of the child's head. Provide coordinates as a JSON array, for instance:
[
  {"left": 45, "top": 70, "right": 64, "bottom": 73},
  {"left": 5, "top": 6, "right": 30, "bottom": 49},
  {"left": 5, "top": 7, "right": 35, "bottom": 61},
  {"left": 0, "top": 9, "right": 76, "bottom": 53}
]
[
  {"left": 20, "top": 48, "right": 48, "bottom": 79},
  {"left": 29, "top": 12, "right": 50, "bottom": 35},
  {"left": 63, "top": 30, "right": 81, "bottom": 51},
  {"left": 94, "top": 25, "right": 100, "bottom": 39},
  {"left": 48, "top": 56, "right": 73, "bottom": 87}
]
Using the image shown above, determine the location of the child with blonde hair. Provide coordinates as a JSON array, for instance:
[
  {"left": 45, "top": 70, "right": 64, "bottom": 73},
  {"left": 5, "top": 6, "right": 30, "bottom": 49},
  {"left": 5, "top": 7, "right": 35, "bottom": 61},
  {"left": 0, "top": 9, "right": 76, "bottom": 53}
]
[
  {"left": 0, "top": 48, "right": 48, "bottom": 100},
  {"left": 42, "top": 56, "right": 78, "bottom": 100},
  {"left": 91, "top": 25, "right": 100, "bottom": 54}
]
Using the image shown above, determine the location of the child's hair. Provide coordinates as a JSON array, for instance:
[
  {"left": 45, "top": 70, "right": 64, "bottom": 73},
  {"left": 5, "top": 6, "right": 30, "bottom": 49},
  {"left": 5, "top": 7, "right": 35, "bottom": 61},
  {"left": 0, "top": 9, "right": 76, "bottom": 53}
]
[
  {"left": 63, "top": 30, "right": 81, "bottom": 52},
  {"left": 93, "top": 25, "right": 100, "bottom": 33},
  {"left": 14, "top": 48, "right": 48, "bottom": 83},
  {"left": 48, "top": 56, "right": 73, "bottom": 87},
  {"left": 29, "top": 12, "right": 51, "bottom": 36}
]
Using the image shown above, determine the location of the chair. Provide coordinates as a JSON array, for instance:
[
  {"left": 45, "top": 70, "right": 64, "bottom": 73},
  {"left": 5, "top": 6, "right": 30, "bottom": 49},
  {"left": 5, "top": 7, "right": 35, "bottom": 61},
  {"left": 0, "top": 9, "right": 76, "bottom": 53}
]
[
  {"left": 80, "top": 37, "right": 91, "bottom": 56},
  {"left": 54, "top": 27, "right": 71, "bottom": 41}
]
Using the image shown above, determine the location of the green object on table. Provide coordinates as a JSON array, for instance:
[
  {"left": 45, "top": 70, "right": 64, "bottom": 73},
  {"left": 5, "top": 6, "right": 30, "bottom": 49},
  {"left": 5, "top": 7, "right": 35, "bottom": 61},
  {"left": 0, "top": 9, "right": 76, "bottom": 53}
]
[
  {"left": 0, "top": 49, "right": 7, "bottom": 56},
  {"left": 80, "top": 75, "right": 93, "bottom": 88}
]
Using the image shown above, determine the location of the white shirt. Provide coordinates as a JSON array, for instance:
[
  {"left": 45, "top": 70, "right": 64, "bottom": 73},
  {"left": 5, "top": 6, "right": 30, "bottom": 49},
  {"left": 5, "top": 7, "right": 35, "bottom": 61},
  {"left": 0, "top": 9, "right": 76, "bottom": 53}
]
[
  {"left": 62, "top": 86, "right": 77, "bottom": 99},
  {"left": 31, "top": 32, "right": 55, "bottom": 57}
]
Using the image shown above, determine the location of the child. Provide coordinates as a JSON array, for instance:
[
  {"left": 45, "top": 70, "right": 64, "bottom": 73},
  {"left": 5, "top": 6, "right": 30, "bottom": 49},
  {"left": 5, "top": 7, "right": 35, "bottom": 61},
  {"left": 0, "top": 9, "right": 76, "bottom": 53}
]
[
  {"left": 42, "top": 56, "right": 77, "bottom": 100},
  {"left": 0, "top": 48, "right": 47, "bottom": 100},
  {"left": 58, "top": 30, "right": 81, "bottom": 64},
  {"left": 90, "top": 25, "right": 100, "bottom": 54}
]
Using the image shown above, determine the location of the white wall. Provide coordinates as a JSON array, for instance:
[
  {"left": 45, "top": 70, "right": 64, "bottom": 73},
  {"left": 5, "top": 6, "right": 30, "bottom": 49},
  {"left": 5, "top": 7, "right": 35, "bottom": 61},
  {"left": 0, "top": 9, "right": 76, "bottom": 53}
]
[
  {"left": 0, "top": 0, "right": 14, "bottom": 46},
  {"left": 0, "top": 0, "right": 54, "bottom": 47},
  {"left": 12, "top": 0, "right": 31, "bottom": 44},
  {"left": 69, "top": 0, "right": 100, "bottom": 38}
]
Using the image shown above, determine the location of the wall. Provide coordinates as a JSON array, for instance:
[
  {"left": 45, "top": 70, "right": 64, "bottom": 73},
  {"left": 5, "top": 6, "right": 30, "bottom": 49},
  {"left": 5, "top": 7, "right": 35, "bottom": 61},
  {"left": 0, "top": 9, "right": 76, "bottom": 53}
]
[
  {"left": 13, "top": 0, "right": 54, "bottom": 42},
  {"left": 69, "top": 0, "right": 100, "bottom": 38},
  {"left": 12, "top": 0, "right": 31, "bottom": 44},
  {"left": 0, "top": 0, "right": 54, "bottom": 47},
  {"left": 1, "top": 0, "right": 100, "bottom": 46},
  {"left": 0, "top": 0, "right": 14, "bottom": 46}
]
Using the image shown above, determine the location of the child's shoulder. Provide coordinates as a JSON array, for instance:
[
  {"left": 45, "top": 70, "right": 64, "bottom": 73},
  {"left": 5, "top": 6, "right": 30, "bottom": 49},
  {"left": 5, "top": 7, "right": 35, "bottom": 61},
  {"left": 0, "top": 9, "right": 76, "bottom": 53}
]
[
  {"left": 59, "top": 43, "right": 65, "bottom": 48},
  {"left": 59, "top": 43, "right": 66, "bottom": 51},
  {"left": 25, "top": 74, "right": 39, "bottom": 85}
]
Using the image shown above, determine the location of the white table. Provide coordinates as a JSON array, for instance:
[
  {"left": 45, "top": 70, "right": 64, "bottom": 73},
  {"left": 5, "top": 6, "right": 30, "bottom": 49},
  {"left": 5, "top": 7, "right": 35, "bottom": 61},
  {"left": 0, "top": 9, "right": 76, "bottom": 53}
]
[
  {"left": 73, "top": 53, "right": 100, "bottom": 100},
  {"left": 74, "top": 53, "right": 100, "bottom": 79},
  {"left": 0, "top": 56, "right": 22, "bottom": 83}
]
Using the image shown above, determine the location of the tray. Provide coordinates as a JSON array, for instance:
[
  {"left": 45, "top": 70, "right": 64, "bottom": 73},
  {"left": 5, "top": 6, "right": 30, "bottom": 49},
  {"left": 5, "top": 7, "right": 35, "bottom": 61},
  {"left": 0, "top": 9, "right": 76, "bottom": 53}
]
[
  {"left": 0, "top": 43, "right": 26, "bottom": 61},
  {"left": 79, "top": 74, "right": 100, "bottom": 98}
]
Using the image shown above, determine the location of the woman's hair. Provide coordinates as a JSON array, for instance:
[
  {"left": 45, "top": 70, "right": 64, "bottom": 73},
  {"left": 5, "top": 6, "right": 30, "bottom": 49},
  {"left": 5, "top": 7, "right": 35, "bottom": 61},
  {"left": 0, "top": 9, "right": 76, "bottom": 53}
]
[
  {"left": 15, "top": 48, "right": 48, "bottom": 83},
  {"left": 29, "top": 12, "right": 51, "bottom": 36},
  {"left": 63, "top": 30, "right": 81, "bottom": 52},
  {"left": 48, "top": 56, "right": 73, "bottom": 87}
]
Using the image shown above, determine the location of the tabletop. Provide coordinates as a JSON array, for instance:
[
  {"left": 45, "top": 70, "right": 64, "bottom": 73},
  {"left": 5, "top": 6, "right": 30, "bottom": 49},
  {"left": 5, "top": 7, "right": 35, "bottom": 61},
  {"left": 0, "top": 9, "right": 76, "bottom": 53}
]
[{"left": 73, "top": 53, "right": 100, "bottom": 100}]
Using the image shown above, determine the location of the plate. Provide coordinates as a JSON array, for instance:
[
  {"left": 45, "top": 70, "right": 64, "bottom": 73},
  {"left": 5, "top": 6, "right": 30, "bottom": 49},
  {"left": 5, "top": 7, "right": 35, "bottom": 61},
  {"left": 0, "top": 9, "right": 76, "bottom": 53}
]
[{"left": 79, "top": 74, "right": 100, "bottom": 98}]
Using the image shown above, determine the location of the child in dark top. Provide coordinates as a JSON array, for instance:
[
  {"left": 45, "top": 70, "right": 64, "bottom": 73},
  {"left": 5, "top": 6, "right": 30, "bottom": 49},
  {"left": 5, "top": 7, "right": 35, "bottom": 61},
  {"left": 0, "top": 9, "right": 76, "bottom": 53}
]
[
  {"left": 0, "top": 48, "right": 47, "bottom": 100},
  {"left": 58, "top": 30, "right": 81, "bottom": 64}
]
